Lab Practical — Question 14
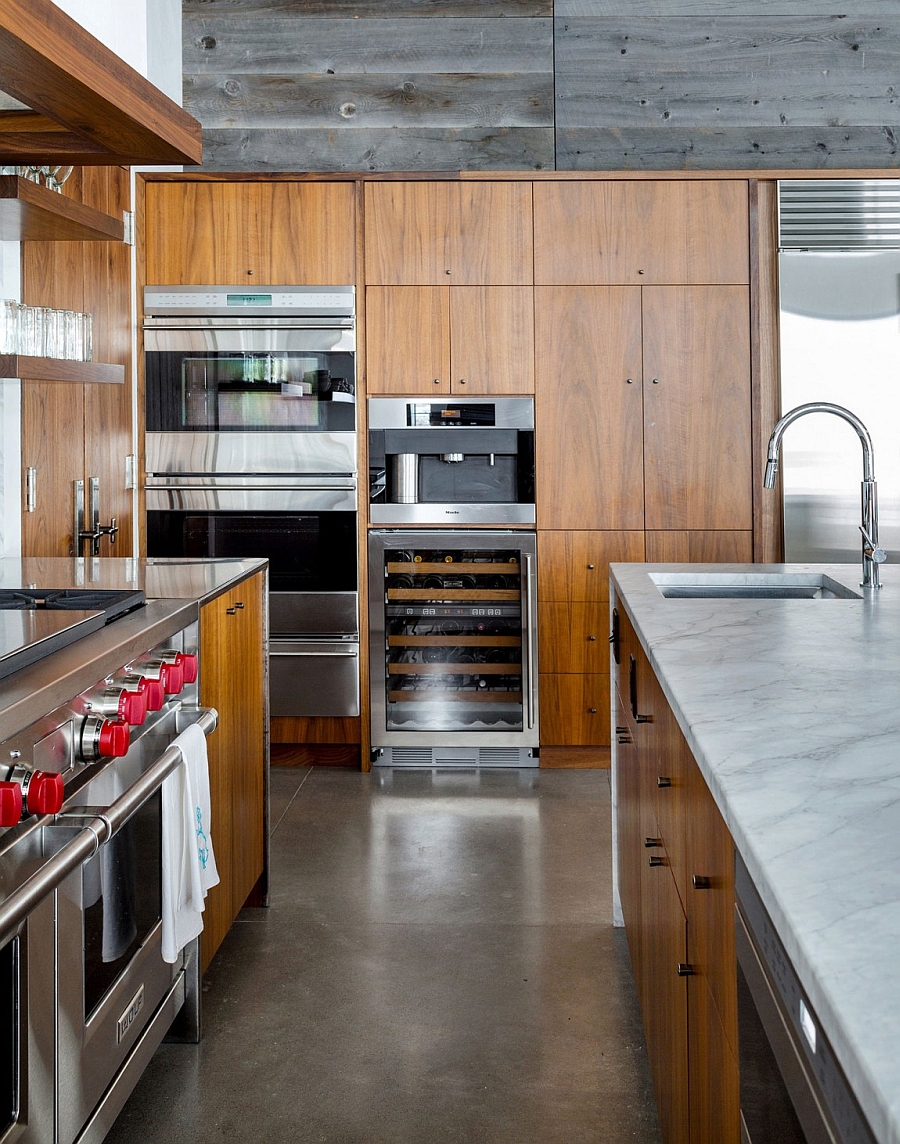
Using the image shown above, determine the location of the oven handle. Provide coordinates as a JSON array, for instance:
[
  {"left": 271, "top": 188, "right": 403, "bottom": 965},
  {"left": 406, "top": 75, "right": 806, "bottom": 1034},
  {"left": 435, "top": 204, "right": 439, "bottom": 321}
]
[
  {"left": 0, "top": 707, "right": 218, "bottom": 950},
  {"left": 270, "top": 648, "right": 358, "bottom": 657},
  {"left": 145, "top": 483, "right": 357, "bottom": 492}
]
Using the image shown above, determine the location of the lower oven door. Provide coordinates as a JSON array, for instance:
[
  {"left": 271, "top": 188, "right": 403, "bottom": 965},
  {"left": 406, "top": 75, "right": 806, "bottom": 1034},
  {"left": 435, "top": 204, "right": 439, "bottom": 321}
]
[
  {"left": 53, "top": 732, "right": 184, "bottom": 1144},
  {"left": 270, "top": 639, "right": 360, "bottom": 717},
  {"left": 0, "top": 902, "right": 55, "bottom": 1144}
]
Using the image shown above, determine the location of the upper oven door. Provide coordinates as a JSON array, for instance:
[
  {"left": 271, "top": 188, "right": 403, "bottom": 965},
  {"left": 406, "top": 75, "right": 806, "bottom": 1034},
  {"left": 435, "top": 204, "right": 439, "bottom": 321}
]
[{"left": 144, "top": 322, "right": 356, "bottom": 439}]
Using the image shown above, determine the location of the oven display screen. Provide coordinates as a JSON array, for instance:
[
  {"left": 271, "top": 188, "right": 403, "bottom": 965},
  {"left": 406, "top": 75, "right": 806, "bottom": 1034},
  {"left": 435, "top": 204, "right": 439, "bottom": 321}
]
[{"left": 226, "top": 294, "right": 273, "bottom": 306}]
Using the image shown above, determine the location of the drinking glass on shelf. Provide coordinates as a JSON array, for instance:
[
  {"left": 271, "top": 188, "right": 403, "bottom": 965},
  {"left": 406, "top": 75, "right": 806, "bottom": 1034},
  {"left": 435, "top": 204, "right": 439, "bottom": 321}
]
[
  {"left": 39, "top": 307, "right": 57, "bottom": 358},
  {"left": 81, "top": 312, "right": 92, "bottom": 362},
  {"left": 61, "top": 310, "right": 78, "bottom": 360},
  {"left": 0, "top": 300, "right": 18, "bottom": 353},
  {"left": 18, "top": 304, "right": 38, "bottom": 357}
]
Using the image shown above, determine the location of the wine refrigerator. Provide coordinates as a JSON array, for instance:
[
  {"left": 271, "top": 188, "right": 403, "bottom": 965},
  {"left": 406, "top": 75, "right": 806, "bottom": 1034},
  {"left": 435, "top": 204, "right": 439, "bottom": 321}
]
[{"left": 368, "top": 530, "right": 538, "bottom": 767}]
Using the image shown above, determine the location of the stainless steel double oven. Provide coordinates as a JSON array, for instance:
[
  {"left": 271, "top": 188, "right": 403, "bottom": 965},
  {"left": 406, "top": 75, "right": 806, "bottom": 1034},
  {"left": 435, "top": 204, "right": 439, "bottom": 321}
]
[{"left": 144, "top": 286, "right": 359, "bottom": 718}]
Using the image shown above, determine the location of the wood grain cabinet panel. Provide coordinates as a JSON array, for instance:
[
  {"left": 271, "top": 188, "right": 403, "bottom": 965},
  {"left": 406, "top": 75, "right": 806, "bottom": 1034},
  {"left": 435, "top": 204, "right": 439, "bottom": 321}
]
[
  {"left": 645, "top": 531, "right": 753, "bottom": 564},
  {"left": 144, "top": 181, "right": 356, "bottom": 285},
  {"left": 539, "top": 601, "right": 608, "bottom": 674},
  {"left": 365, "top": 181, "right": 533, "bottom": 285},
  {"left": 365, "top": 287, "right": 450, "bottom": 394},
  {"left": 366, "top": 285, "right": 534, "bottom": 396},
  {"left": 535, "top": 286, "right": 644, "bottom": 531},
  {"left": 538, "top": 530, "right": 645, "bottom": 602},
  {"left": 534, "top": 180, "right": 749, "bottom": 286},
  {"left": 642, "top": 286, "right": 752, "bottom": 531},
  {"left": 449, "top": 286, "right": 534, "bottom": 394},
  {"left": 199, "top": 572, "right": 267, "bottom": 971},
  {"left": 688, "top": 982, "right": 741, "bottom": 1144},
  {"left": 539, "top": 673, "right": 610, "bottom": 745}
]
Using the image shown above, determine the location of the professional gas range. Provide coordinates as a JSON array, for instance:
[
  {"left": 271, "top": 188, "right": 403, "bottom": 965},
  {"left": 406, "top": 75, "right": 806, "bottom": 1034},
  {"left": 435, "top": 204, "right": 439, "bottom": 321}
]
[{"left": 0, "top": 585, "right": 216, "bottom": 1144}]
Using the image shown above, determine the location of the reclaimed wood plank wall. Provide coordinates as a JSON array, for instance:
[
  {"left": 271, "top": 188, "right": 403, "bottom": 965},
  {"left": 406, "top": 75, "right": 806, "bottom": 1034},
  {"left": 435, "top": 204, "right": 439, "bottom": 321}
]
[{"left": 182, "top": 0, "right": 900, "bottom": 171}]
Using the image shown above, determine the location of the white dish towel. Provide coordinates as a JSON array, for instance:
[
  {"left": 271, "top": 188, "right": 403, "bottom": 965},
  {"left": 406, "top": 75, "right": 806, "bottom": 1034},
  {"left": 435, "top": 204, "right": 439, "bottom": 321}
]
[{"left": 161, "top": 721, "right": 220, "bottom": 964}]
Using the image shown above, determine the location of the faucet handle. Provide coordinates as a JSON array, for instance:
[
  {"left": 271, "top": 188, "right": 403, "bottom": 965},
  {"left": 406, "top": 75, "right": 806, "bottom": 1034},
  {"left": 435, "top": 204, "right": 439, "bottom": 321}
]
[{"left": 859, "top": 525, "right": 888, "bottom": 564}]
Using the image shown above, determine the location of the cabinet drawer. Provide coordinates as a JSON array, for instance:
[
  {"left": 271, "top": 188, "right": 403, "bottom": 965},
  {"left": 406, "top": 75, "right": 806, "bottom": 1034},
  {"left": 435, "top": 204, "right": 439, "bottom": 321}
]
[
  {"left": 539, "top": 601, "right": 608, "bottom": 674},
  {"left": 539, "top": 673, "right": 610, "bottom": 745},
  {"left": 538, "top": 530, "right": 645, "bottom": 603}
]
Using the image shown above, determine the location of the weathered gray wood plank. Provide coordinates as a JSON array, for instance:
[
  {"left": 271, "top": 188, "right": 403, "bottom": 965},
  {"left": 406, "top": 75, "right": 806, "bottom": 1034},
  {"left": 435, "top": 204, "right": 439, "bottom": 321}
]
[
  {"left": 199, "top": 126, "right": 554, "bottom": 170},
  {"left": 556, "top": 18, "right": 900, "bottom": 128},
  {"left": 184, "top": 17, "right": 554, "bottom": 74},
  {"left": 557, "top": 126, "right": 900, "bottom": 170},
  {"left": 185, "top": 73, "right": 553, "bottom": 129},
  {"left": 184, "top": 0, "right": 551, "bottom": 15},
  {"left": 558, "top": 2, "right": 898, "bottom": 15}
]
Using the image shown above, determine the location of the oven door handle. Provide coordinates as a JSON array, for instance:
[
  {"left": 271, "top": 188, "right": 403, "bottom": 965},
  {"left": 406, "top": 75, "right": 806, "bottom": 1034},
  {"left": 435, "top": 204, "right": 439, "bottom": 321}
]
[
  {"left": 270, "top": 647, "right": 358, "bottom": 657},
  {"left": 0, "top": 707, "right": 218, "bottom": 951}
]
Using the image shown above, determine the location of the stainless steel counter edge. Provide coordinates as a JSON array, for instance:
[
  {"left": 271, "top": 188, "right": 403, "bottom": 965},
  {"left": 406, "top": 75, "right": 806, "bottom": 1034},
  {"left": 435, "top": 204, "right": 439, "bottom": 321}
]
[{"left": 0, "top": 598, "right": 198, "bottom": 743}]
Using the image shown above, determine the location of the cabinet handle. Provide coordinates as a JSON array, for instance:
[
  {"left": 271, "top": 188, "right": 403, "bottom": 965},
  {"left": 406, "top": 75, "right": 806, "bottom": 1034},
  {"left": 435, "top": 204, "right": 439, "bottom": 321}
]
[
  {"left": 635, "top": 714, "right": 653, "bottom": 724},
  {"left": 651, "top": 378, "right": 660, "bottom": 385},
  {"left": 626, "top": 378, "right": 634, "bottom": 384},
  {"left": 616, "top": 735, "right": 630, "bottom": 745},
  {"left": 588, "top": 634, "right": 596, "bottom": 642},
  {"left": 226, "top": 607, "right": 236, "bottom": 615},
  {"left": 445, "top": 269, "right": 451, "bottom": 275},
  {"left": 459, "top": 379, "right": 467, "bottom": 385},
  {"left": 677, "top": 964, "right": 695, "bottom": 977},
  {"left": 587, "top": 563, "right": 595, "bottom": 570},
  {"left": 615, "top": 725, "right": 627, "bottom": 734},
  {"left": 692, "top": 875, "right": 711, "bottom": 890},
  {"left": 644, "top": 837, "right": 662, "bottom": 848},
  {"left": 629, "top": 655, "right": 652, "bottom": 723},
  {"left": 433, "top": 378, "right": 441, "bottom": 385},
  {"left": 648, "top": 855, "right": 665, "bottom": 867},
  {"left": 235, "top": 602, "right": 244, "bottom": 609},
  {"left": 588, "top": 707, "right": 597, "bottom": 714},
  {"left": 657, "top": 776, "right": 671, "bottom": 788}
]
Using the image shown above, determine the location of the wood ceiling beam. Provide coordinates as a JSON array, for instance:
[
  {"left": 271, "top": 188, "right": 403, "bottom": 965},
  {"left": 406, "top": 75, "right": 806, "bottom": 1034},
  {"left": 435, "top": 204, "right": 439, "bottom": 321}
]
[{"left": 0, "top": 0, "right": 202, "bottom": 166}]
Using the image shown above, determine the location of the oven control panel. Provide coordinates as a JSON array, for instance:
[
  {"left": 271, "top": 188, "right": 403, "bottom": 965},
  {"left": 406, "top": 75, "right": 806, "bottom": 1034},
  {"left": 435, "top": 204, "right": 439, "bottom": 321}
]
[{"left": 0, "top": 631, "right": 199, "bottom": 829}]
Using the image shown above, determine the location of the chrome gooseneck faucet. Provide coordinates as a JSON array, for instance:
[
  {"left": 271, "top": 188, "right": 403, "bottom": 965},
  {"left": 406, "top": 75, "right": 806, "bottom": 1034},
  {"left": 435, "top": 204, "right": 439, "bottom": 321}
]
[{"left": 764, "top": 402, "right": 886, "bottom": 590}]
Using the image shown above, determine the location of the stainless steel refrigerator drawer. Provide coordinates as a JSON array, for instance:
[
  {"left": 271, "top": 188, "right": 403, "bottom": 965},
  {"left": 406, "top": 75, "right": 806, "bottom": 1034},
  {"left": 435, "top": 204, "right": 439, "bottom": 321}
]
[{"left": 269, "top": 640, "right": 360, "bottom": 717}]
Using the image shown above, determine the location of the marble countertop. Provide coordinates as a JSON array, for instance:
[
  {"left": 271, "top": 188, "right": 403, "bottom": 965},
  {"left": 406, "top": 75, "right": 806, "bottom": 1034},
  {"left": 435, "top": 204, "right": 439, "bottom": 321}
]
[
  {"left": 610, "top": 561, "right": 900, "bottom": 1144},
  {"left": 0, "top": 557, "right": 268, "bottom": 603}
]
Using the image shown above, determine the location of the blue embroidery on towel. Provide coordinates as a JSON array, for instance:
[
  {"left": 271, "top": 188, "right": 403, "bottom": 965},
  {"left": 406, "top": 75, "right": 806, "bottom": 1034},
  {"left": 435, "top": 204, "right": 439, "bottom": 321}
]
[{"left": 195, "top": 806, "right": 210, "bottom": 870}]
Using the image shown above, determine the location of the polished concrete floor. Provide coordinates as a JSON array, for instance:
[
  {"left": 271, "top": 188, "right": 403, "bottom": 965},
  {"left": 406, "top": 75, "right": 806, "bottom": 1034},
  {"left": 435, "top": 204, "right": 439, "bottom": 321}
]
[{"left": 105, "top": 767, "right": 661, "bottom": 1143}]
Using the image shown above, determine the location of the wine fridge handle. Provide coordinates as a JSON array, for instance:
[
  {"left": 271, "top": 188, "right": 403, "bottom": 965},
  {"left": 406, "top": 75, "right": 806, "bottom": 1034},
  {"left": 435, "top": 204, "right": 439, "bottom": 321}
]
[{"left": 523, "top": 551, "right": 537, "bottom": 729}]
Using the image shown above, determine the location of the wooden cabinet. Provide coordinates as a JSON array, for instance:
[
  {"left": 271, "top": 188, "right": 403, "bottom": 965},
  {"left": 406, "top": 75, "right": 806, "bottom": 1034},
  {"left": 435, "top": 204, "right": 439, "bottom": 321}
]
[
  {"left": 535, "top": 283, "right": 752, "bottom": 535},
  {"left": 533, "top": 181, "right": 749, "bottom": 286},
  {"left": 21, "top": 166, "right": 134, "bottom": 558},
  {"left": 143, "top": 181, "right": 357, "bottom": 285},
  {"left": 199, "top": 570, "right": 267, "bottom": 972},
  {"left": 364, "top": 181, "right": 533, "bottom": 285},
  {"left": 642, "top": 286, "right": 752, "bottom": 531},
  {"left": 537, "top": 530, "right": 643, "bottom": 752},
  {"left": 613, "top": 602, "right": 739, "bottom": 1144},
  {"left": 366, "top": 285, "right": 534, "bottom": 395},
  {"left": 535, "top": 286, "right": 644, "bottom": 531}
]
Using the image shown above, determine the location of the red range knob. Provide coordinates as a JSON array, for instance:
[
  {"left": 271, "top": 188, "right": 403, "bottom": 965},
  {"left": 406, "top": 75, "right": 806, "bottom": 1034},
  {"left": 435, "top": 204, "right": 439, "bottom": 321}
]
[
  {"left": 98, "top": 720, "right": 130, "bottom": 758},
  {"left": 24, "top": 771, "right": 64, "bottom": 817},
  {"left": 0, "top": 781, "right": 23, "bottom": 827},
  {"left": 136, "top": 676, "right": 164, "bottom": 711},
  {"left": 118, "top": 689, "right": 147, "bottom": 726},
  {"left": 162, "top": 661, "right": 184, "bottom": 695},
  {"left": 178, "top": 653, "right": 199, "bottom": 684}
]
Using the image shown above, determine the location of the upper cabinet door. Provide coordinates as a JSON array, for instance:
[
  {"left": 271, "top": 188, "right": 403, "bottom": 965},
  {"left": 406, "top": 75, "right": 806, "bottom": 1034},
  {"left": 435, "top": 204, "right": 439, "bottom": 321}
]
[
  {"left": 365, "top": 287, "right": 450, "bottom": 395},
  {"left": 365, "top": 182, "right": 534, "bottom": 285},
  {"left": 534, "top": 286, "right": 644, "bottom": 531},
  {"left": 144, "top": 182, "right": 357, "bottom": 285},
  {"left": 642, "top": 286, "right": 752, "bottom": 531},
  {"left": 533, "top": 181, "right": 749, "bottom": 286},
  {"left": 449, "top": 287, "right": 534, "bottom": 394}
]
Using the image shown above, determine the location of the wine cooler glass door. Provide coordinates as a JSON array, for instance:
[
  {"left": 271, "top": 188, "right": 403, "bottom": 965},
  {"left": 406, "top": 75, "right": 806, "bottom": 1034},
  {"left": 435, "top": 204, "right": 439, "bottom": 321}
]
[{"left": 369, "top": 531, "right": 538, "bottom": 749}]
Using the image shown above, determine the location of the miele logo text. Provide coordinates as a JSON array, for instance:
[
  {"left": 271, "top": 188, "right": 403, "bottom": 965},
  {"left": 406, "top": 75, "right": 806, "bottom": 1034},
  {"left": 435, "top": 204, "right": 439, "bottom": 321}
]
[{"left": 444, "top": 510, "right": 460, "bottom": 514}]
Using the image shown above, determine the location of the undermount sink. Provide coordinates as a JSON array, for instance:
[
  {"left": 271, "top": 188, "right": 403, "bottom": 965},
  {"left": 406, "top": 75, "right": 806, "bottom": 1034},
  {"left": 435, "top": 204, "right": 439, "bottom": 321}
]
[{"left": 649, "top": 572, "right": 862, "bottom": 600}]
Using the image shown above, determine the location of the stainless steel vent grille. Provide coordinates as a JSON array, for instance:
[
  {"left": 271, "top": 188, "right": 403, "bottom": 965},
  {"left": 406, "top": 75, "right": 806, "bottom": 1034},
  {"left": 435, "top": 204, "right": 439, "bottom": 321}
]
[
  {"left": 779, "top": 180, "right": 900, "bottom": 250},
  {"left": 374, "top": 746, "right": 537, "bottom": 768}
]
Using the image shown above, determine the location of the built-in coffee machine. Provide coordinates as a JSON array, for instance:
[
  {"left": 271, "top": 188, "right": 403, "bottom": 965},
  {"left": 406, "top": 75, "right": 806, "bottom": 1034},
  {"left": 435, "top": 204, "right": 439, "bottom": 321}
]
[{"left": 368, "top": 397, "right": 535, "bottom": 525}]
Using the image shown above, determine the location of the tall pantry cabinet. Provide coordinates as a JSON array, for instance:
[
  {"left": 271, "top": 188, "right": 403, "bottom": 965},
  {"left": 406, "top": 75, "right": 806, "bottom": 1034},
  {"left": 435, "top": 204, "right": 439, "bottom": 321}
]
[{"left": 532, "top": 180, "right": 754, "bottom": 761}]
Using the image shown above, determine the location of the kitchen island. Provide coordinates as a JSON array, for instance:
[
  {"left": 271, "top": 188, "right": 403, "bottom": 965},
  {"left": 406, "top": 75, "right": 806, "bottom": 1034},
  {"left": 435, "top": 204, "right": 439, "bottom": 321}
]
[{"left": 611, "top": 561, "right": 900, "bottom": 1144}]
